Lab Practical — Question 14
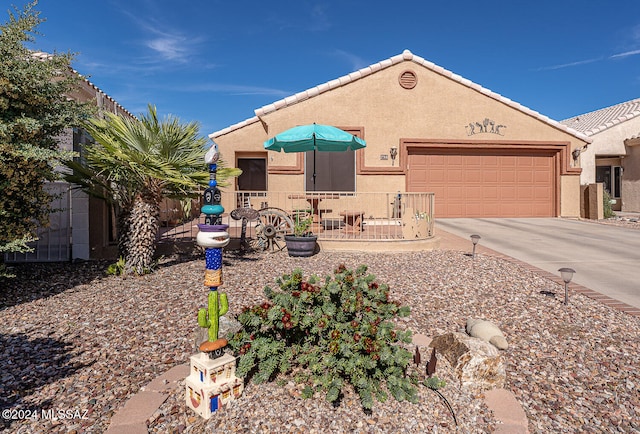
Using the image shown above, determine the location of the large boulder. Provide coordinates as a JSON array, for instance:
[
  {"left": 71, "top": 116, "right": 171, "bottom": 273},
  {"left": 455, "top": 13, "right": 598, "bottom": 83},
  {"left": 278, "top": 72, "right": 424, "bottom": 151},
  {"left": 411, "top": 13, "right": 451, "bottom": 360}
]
[{"left": 430, "top": 332, "right": 506, "bottom": 390}]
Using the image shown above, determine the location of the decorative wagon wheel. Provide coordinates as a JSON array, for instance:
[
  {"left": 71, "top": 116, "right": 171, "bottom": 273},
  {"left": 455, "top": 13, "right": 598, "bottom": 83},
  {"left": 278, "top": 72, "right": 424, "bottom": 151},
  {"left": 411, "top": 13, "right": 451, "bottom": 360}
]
[{"left": 250, "top": 207, "right": 294, "bottom": 253}]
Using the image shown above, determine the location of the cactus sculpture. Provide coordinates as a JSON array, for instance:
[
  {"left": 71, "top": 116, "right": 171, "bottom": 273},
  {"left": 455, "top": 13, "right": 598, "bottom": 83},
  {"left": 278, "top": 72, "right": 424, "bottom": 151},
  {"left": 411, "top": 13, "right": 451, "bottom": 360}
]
[
  {"left": 195, "top": 140, "right": 231, "bottom": 357},
  {"left": 198, "top": 286, "right": 229, "bottom": 342}
]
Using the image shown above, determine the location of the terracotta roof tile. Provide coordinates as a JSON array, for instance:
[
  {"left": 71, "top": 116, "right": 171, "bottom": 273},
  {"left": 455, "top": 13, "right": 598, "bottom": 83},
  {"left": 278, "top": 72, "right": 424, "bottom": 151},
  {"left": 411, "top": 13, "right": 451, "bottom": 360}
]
[
  {"left": 560, "top": 98, "right": 640, "bottom": 136},
  {"left": 210, "top": 50, "right": 590, "bottom": 142}
]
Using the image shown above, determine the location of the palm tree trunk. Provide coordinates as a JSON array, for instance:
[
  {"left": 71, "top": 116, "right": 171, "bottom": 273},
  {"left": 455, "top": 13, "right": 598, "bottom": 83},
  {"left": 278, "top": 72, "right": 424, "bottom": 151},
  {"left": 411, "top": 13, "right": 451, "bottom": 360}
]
[{"left": 119, "top": 192, "right": 161, "bottom": 274}]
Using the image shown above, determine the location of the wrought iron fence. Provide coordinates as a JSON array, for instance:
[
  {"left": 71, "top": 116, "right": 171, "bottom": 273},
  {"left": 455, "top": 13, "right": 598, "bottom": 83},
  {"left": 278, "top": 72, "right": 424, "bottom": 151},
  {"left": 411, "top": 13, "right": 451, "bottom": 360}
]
[{"left": 157, "top": 191, "right": 435, "bottom": 252}]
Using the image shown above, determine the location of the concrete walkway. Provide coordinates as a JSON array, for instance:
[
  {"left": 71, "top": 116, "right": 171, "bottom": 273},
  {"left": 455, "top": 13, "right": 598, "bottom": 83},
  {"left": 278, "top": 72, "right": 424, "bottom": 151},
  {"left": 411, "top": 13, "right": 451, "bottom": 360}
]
[{"left": 106, "top": 364, "right": 189, "bottom": 434}]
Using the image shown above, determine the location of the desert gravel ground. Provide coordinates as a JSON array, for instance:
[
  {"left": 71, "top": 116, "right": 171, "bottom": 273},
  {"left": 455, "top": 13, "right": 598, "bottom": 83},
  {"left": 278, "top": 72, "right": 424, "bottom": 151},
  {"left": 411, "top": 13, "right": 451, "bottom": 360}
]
[{"left": 1, "top": 218, "right": 639, "bottom": 433}]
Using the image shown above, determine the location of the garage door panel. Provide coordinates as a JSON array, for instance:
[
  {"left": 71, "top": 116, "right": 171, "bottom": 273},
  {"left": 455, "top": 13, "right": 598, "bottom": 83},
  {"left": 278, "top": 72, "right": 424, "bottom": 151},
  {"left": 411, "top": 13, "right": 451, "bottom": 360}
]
[
  {"left": 430, "top": 167, "right": 447, "bottom": 184},
  {"left": 483, "top": 171, "right": 498, "bottom": 183},
  {"left": 483, "top": 186, "right": 498, "bottom": 200},
  {"left": 534, "top": 170, "right": 551, "bottom": 182},
  {"left": 500, "top": 156, "right": 517, "bottom": 165},
  {"left": 534, "top": 186, "right": 551, "bottom": 199},
  {"left": 500, "top": 171, "right": 516, "bottom": 183},
  {"left": 465, "top": 169, "right": 483, "bottom": 183},
  {"left": 516, "top": 203, "right": 533, "bottom": 216},
  {"left": 518, "top": 188, "right": 533, "bottom": 200},
  {"left": 466, "top": 185, "right": 483, "bottom": 197},
  {"left": 517, "top": 171, "right": 533, "bottom": 183},
  {"left": 447, "top": 186, "right": 465, "bottom": 200},
  {"left": 463, "top": 155, "right": 482, "bottom": 167},
  {"left": 501, "top": 186, "right": 517, "bottom": 200},
  {"left": 447, "top": 203, "right": 465, "bottom": 216},
  {"left": 517, "top": 158, "right": 534, "bottom": 167},
  {"left": 465, "top": 203, "right": 483, "bottom": 216},
  {"left": 447, "top": 155, "right": 464, "bottom": 165},
  {"left": 430, "top": 155, "right": 446, "bottom": 166},
  {"left": 447, "top": 169, "right": 464, "bottom": 182},
  {"left": 407, "top": 148, "right": 556, "bottom": 217},
  {"left": 483, "top": 155, "right": 499, "bottom": 167}
]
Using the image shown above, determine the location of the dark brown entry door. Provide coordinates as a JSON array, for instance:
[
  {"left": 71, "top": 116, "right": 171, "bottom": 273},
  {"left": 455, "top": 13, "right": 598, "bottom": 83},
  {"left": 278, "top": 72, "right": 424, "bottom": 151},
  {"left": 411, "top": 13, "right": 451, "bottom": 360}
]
[{"left": 237, "top": 158, "right": 266, "bottom": 191}]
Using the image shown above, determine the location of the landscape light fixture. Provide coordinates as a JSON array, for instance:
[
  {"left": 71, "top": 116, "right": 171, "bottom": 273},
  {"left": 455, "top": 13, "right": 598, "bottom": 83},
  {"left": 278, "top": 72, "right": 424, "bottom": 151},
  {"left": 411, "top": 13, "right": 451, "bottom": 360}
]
[
  {"left": 389, "top": 147, "right": 398, "bottom": 166},
  {"left": 470, "top": 234, "right": 481, "bottom": 259},
  {"left": 558, "top": 267, "right": 575, "bottom": 305}
]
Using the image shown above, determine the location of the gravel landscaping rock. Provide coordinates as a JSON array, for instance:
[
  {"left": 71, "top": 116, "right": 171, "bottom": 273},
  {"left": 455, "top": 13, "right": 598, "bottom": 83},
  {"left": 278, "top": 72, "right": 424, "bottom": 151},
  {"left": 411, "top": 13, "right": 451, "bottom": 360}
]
[{"left": 1, "top": 243, "right": 639, "bottom": 433}]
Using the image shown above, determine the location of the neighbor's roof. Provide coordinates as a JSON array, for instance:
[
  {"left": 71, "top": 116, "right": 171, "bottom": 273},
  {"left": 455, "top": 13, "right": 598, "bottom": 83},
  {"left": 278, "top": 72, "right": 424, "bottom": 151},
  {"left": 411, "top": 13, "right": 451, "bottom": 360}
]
[
  {"left": 560, "top": 98, "right": 640, "bottom": 136},
  {"left": 32, "top": 51, "right": 134, "bottom": 119},
  {"left": 210, "top": 49, "right": 590, "bottom": 143}
]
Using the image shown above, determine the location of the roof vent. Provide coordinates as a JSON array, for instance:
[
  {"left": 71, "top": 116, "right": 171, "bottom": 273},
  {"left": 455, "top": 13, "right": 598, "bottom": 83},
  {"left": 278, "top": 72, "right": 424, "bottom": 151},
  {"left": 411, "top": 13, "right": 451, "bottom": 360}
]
[{"left": 399, "top": 70, "right": 417, "bottom": 89}]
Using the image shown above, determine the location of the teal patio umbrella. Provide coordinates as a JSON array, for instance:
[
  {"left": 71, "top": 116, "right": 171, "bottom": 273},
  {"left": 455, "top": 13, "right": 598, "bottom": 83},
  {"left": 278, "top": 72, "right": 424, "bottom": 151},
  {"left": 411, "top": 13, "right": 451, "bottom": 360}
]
[{"left": 264, "top": 123, "right": 366, "bottom": 190}]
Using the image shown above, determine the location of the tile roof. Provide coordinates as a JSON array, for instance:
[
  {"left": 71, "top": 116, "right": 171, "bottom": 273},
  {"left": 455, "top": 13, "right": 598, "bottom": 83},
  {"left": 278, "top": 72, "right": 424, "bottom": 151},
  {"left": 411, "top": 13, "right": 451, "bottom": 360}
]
[
  {"left": 210, "top": 50, "right": 590, "bottom": 143},
  {"left": 32, "top": 51, "right": 134, "bottom": 119},
  {"left": 560, "top": 98, "right": 640, "bottom": 136},
  {"left": 626, "top": 133, "right": 640, "bottom": 141}
]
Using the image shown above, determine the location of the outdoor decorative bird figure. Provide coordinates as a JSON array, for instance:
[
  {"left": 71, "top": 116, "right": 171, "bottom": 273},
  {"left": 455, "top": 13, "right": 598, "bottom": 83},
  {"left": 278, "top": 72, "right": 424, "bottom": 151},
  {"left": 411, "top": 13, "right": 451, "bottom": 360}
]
[
  {"left": 205, "top": 140, "right": 220, "bottom": 164},
  {"left": 413, "top": 347, "right": 421, "bottom": 366},
  {"left": 426, "top": 347, "right": 437, "bottom": 377}
]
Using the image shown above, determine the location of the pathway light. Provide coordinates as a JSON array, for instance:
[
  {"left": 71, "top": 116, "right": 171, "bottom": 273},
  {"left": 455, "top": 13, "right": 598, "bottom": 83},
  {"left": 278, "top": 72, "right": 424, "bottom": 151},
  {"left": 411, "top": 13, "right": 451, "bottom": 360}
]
[
  {"left": 558, "top": 267, "right": 575, "bottom": 305},
  {"left": 470, "top": 234, "right": 481, "bottom": 260}
]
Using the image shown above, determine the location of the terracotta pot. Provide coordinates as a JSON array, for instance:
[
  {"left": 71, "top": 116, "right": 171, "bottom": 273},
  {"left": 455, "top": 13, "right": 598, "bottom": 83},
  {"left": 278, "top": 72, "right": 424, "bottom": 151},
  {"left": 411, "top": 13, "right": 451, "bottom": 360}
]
[{"left": 284, "top": 235, "right": 318, "bottom": 257}]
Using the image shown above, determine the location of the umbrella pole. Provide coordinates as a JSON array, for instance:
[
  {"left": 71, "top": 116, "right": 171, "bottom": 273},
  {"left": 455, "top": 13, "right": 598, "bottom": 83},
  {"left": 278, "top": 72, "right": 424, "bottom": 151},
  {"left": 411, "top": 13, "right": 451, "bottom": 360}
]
[{"left": 312, "top": 134, "right": 317, "bottom": 191}]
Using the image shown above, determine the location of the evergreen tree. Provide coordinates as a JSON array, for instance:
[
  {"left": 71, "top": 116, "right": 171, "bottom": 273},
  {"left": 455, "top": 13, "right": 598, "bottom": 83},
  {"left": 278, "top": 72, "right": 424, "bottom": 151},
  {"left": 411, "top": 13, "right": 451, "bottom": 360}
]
[{"left": 0, "top": 1, "right": 91, "bottom": 274}]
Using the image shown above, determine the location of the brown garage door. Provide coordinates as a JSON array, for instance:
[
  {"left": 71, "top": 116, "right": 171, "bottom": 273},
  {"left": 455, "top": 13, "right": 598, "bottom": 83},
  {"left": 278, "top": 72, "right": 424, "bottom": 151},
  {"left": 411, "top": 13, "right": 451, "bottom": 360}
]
[{"left": 407, "top": 148, "right": 556, "bottom": 217}]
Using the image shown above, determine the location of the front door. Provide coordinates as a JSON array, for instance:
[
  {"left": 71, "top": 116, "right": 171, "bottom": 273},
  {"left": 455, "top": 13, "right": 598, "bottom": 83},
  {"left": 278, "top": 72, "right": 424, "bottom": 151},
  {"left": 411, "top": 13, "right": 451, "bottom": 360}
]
[{"left": 237, "top": 158, "right": 267, "bottom": 191}]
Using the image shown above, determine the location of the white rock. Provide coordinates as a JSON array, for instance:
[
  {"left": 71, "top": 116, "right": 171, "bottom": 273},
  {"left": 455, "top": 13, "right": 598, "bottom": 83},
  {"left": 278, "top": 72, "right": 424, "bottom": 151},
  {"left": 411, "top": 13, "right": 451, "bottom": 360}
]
[{"left": 466, "top": 318, "right": 508, "bottom": 350}]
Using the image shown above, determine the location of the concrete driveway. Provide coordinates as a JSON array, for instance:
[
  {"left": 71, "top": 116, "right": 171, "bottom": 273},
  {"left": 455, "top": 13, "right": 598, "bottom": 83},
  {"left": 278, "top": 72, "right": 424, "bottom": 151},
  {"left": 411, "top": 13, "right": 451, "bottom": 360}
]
[{"left": 436, "top": 218, "right": 640, "bottom": 310}]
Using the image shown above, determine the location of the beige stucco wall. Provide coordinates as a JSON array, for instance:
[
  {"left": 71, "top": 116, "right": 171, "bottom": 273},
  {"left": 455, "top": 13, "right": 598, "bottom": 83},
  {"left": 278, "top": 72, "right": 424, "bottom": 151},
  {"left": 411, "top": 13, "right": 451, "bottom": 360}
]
[
  {"left": 622, "top": 141, "right": 640, "bottom": 211},
  {"left": 577, "top": 116, "right": 640, "bottom": 185},
  {"left": 560, "top": 174, "right": 581, "bottom": 217},
  {"left": 213, "top": 58, "right": 587, "bottom": 217}
]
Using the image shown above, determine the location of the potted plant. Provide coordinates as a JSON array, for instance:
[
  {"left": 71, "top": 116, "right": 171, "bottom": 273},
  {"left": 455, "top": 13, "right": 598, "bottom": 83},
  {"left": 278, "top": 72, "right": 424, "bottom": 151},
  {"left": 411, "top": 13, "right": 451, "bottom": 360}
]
[{"left": 284, "top": 215, "right": 317, "bottom": 257}]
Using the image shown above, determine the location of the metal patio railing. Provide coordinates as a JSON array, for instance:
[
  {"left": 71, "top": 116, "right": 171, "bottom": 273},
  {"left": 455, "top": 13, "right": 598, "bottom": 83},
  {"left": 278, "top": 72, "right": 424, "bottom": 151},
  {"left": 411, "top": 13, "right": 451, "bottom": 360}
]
[{"left": 157, "top": 191, "right": 435, "bottom": 253}]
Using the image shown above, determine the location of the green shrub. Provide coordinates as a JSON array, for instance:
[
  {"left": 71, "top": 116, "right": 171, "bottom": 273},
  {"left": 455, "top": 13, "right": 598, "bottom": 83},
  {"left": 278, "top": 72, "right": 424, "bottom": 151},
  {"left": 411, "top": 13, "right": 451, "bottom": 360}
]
[
  {"left": 229, "top": 265, "right": 417, "bottom": 410},
  {"left": 603, "top": 190, "right": 616, "bottom": 219},
  {"left": 106, "top": 257, "right": 126, "bottom": 276}
]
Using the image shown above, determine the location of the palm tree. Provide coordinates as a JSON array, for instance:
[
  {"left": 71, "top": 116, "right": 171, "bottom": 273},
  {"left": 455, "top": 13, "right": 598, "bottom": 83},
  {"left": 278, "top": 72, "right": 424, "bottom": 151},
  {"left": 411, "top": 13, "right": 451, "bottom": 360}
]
[{"left": 65, "top": 104, "right": 239, "bottom": 274}]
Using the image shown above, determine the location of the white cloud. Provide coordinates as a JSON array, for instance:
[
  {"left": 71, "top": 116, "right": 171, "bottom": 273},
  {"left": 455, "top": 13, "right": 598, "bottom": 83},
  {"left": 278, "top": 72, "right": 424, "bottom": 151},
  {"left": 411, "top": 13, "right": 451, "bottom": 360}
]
[
  {"left": 332, "top": 50, "right": 370, "bottom": 71},
  {"left": 117, "top": 7, "right": 204, "bottom": 64},
  {"left": 146, "top": 35, "right": 189, "bottom": 62},
  {"left": 536, "top": 57, "right": 602, "bottom": 71},
  {"left": 610, "top": 23, "right": 640, "bottom": 59},
  {"left": 309, "top": 4, "right": 331, "bottom": 32},
  {"left": 610, "top": 49, "right": 640, "bottom": 59},
  {"left": 176, "top": 83, "right": 291, "bottom": 97}
]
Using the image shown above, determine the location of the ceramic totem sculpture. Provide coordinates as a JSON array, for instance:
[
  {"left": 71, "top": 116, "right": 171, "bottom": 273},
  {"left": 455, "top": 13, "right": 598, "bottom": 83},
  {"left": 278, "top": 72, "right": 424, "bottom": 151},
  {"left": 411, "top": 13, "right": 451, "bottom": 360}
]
[{"left": 185, "top": 141, "right": 243, "bottom": 419}]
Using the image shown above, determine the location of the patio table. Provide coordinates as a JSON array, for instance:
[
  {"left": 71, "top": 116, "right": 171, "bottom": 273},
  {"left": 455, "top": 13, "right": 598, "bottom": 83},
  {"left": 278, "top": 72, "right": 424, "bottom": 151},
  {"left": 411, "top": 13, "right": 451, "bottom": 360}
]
[{"left": 288, "top": 193, "right": 341, "bottom": 233}]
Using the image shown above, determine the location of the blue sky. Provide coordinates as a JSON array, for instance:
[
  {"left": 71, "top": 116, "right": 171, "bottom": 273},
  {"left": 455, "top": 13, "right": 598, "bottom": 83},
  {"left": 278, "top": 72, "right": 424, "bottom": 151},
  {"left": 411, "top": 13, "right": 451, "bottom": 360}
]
[{"left": 18, "top": 0, "right": 640, "bottom": 137}]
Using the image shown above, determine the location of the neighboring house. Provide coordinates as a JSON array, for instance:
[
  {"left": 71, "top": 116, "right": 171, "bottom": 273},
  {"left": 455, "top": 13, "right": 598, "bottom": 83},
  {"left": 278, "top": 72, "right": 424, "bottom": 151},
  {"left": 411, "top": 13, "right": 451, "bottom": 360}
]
[
  {"left": 211, "top": 50, "right": 590, "bottom": 219},
  {"left": 560, "top": 98, "right": 640, "bottom": 212},
  {"left": 6, "top": 53, "right": 133, "bottom": 262}
]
